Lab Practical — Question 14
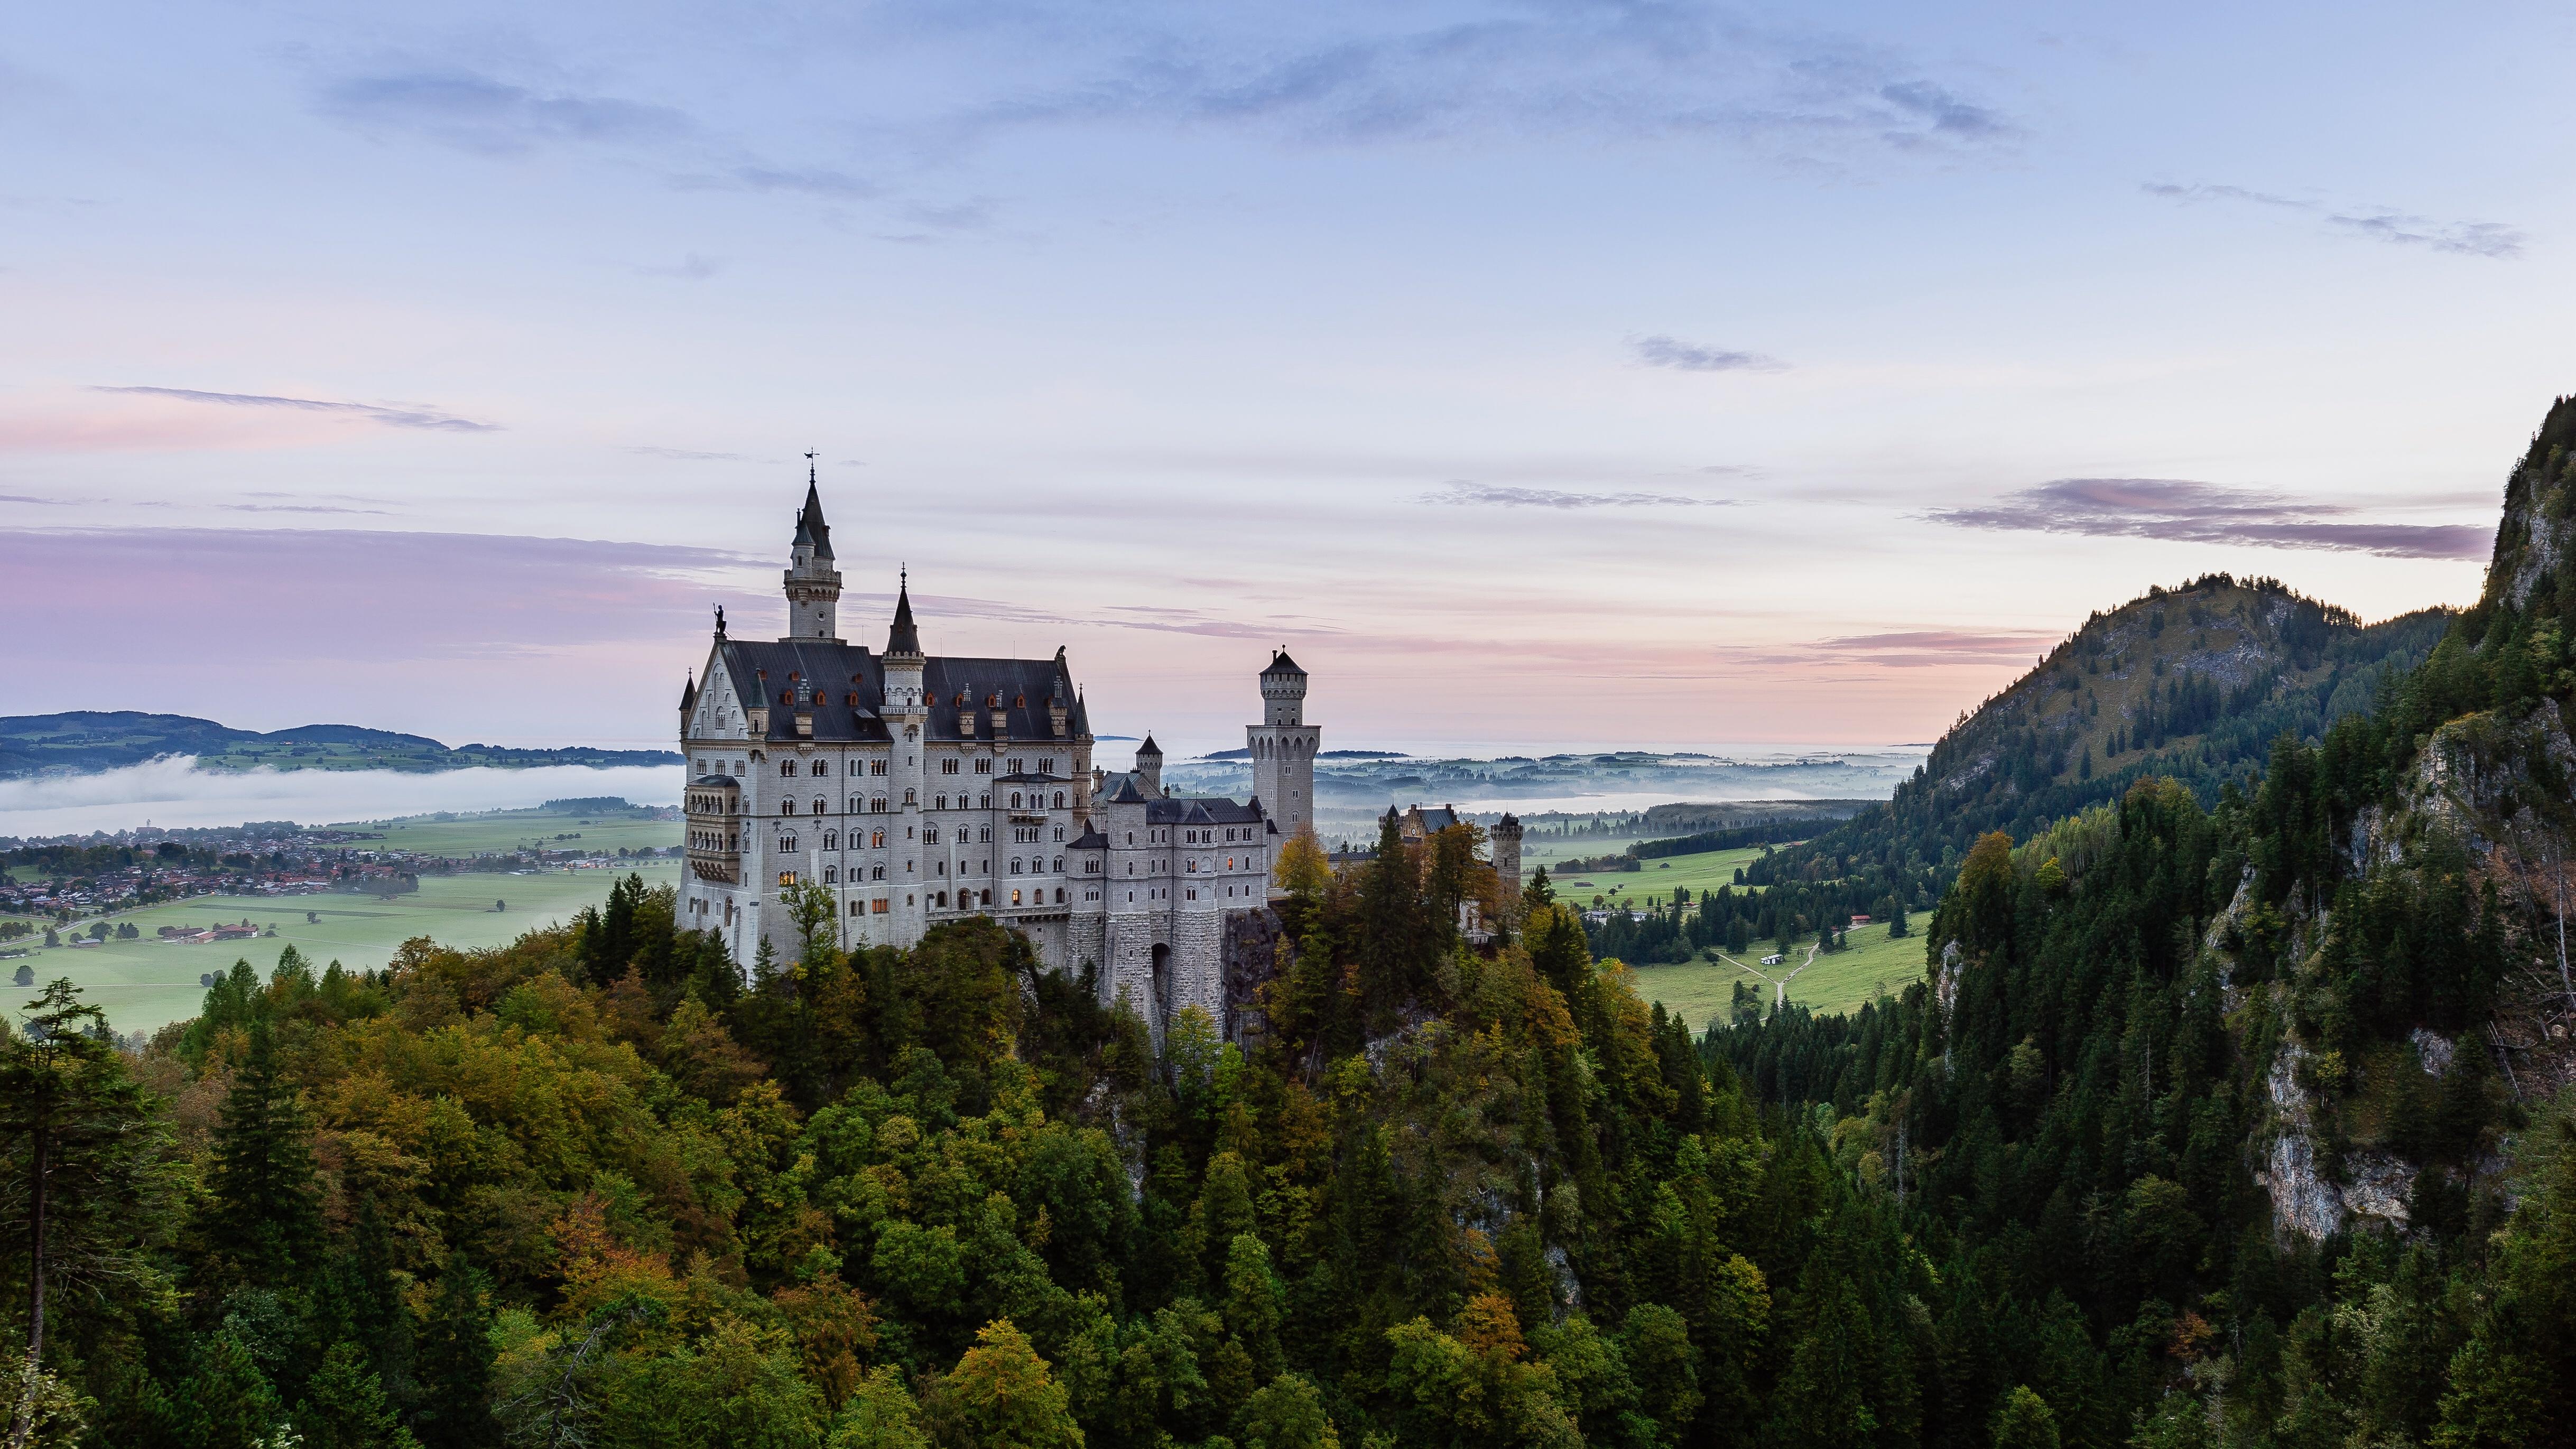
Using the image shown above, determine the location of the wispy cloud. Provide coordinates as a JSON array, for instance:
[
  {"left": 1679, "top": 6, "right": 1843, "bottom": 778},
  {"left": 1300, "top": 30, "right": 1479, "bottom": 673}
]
[
  {"left": 91, "top": 386, "right": 500, "bottom": 433},
  {"left": 2327, "top": 211, "right": 2524, "bottom": 259},
  {"left": 1927, "top": 477, "right": 2492, "bottom": 560},
  {"left": 1629, "top": 335, "right": 1787, "bottom": 373},
  {"left": 671, "top": 165, "right": 877, "bottom": 200},
  {"left": 641, "top": 252, "right": 726, "bottom": 280},
  {"left": 948, "top": 7, "right": 2021, "bottom": 161},
  {"left": 627, "top": 445, "right": 755, "bottom": 462},
  {"left": 1420, "top": 481, "right": 1735, "bottom": 509},
  {"left": 1808, "top": 630, "right": 2058, "bottom": 666},
  {"left": 2143, "top": 181, "right": 2524, "bottom": 259},
  {"left": 318, "top": 68, "right": 688, "bottom": 156},
  {"left": 2140, "top": 181, "right": 2308, "bottom": 209},
  {"left": 0, "top": 494, "right": 78, "bottom": 505}
]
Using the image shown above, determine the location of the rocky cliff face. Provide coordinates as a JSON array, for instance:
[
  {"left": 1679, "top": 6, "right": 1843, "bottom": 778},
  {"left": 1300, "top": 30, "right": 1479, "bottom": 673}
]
[{"left": 2235, "top": 399, "right": 2576, "bottom": 1238}]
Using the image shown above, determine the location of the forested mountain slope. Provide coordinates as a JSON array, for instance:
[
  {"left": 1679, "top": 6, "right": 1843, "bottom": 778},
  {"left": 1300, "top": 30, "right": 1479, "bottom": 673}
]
[
  {"left": 1718, "top": 396, "right": 2576, "bottom": 1446},
  {"left": 1745, "top": 579, "right": 2450, "bottom": 900}
]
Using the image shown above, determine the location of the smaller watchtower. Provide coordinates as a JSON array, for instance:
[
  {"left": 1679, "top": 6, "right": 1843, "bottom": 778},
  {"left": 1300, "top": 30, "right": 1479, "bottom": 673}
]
[
  {"left": 1248, "top": 650, "right": 1320, "bottom": 841},
  {"left": 1491, "top": 812, "right": 1524, "bottom": 918}
]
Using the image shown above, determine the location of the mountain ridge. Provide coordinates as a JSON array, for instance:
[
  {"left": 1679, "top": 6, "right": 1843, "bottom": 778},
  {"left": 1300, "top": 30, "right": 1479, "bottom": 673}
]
[{"left": 0, "top": 710, "right": 682, "bottom": 779}]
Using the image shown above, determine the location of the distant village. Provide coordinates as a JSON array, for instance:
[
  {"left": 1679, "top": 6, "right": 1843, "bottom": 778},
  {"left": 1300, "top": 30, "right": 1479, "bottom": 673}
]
[{"left": 0, "top": 814, "right": 682, "bottom": 953}]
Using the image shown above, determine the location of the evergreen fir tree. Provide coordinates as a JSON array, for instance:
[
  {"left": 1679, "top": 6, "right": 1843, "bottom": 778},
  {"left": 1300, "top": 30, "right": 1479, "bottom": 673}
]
[
  {"left": 205, "top": 1018, "right": 318, "bottom": 1289},
  {"left": 408, "top": 1265, "right": 498, "bottom": 1449}
]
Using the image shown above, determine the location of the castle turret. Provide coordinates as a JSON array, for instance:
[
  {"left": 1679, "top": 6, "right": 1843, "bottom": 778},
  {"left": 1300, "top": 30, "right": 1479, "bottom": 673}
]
[
  {"left": 1248, "top": 649, "right": 1319, "bottom": 840},
  {"left": 882, "top": 571, "right": 929, "bottom": 941},
  {"left": 783, "top": 468, "right": 843, "bottom": 641},
  {"left": 1491, "top": 812, "right": 1524, "bottom": 919},
  {"left": 1135, "top": 734, "right": 1163, "bottom": 796},
  {"left": 883, "top": 572, "right": 925, "bottom": 705}
]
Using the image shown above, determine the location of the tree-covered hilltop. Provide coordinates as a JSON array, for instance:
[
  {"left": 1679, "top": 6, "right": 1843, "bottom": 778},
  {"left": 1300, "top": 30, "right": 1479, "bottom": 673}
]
[
  {"left": 0, "top": 711, "right": 680, "bottom": 778},
  {"left": 0, "top": 810, "right": 1920, "bottom": 1449},
  {"left": 1711, "top": 397, "right": 2576, "bottom": 1448},
  {"left": 1742, "top": 578, "right": 2452, "bottom": 904}
]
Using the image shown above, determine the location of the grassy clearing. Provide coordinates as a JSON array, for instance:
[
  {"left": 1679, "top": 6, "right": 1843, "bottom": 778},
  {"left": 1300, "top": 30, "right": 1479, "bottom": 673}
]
[
  {"left": 1544, "top": 845, "right": 1776, "bottom": 904},
  {"left": 1621, "top": 918, "right": 1929, "bottom": 1034},
  {"left": 14, "top": 860, "right": 683, "bottom": 1035},
  {"left": 336, "top": 807, "right": 680, "bottom": 857}
]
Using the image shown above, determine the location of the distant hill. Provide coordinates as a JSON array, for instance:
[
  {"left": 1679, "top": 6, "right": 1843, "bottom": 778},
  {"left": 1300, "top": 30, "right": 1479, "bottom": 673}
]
[
  {"left": 1749, "top": 575, "right": 2452, "bottom": 893},
  {"left": 0, "top": 711, "right": 682, "bottom": 779}
]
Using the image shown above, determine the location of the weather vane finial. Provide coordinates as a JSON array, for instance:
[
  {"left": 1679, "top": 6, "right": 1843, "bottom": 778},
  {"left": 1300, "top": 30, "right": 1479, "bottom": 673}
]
[{"left": 805, "top": 449, "right": 817, "bottom": 486}]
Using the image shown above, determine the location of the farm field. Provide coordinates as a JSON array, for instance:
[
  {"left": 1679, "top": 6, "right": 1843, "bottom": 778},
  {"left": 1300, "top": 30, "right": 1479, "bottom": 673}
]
[
  {"left": 335, "top": 806, "right": 679, "bottom": 857},
  {"left": 1547, "top": 845, "right": 1777, "bottom": 904},
  {"left": 15, "top": 859, "right": 683, "bottom": 1035},
  {"left": 1621, "top": 917, "right": 1928, "bottom": 1034}
]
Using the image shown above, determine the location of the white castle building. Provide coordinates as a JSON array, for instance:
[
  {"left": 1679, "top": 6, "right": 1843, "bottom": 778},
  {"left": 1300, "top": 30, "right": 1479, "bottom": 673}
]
[{"left": 679, "top": 480, "right": 1317, "bottom": 1030}]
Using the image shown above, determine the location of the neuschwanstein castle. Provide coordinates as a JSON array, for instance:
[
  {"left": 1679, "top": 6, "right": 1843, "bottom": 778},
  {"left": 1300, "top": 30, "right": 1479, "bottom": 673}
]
[{"left": 679, "top": 480, "right": 1320, "bottom": 1031}]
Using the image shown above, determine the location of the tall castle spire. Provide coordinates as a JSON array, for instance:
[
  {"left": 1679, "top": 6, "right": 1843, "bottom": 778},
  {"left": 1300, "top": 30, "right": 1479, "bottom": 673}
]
[
  {"left": 782, "top": 463, "right": 844, "bottom": 641},
  {"left": 886, "top": 565, "right": 921, "bottom": 656}
]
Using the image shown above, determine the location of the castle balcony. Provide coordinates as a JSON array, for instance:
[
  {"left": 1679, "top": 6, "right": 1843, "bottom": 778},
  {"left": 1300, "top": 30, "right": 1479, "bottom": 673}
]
[{"left": 685, "top": 774, "right": 743, "bottom": 884}]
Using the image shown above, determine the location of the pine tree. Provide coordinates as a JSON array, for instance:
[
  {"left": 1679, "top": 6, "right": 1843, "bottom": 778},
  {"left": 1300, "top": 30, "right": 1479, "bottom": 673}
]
[
  {"left": 1, "top": 978, "right": 172, "bottom": 1449},
  {"left": 151, "top": 1331, "right": 282, "bottom": 1449},
  {"left": 205, "top": 1018, "right": 318, "bottom": 1289},
  {"left": 409, "top": 1265, "right": 498, "bottom": 1449},
  {"left": 296, "top": 1340, "right": 415, "bottom": 1449}
]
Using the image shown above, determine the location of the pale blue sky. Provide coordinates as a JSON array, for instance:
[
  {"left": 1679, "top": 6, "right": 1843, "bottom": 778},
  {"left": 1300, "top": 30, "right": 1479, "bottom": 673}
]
[{"left": 3, "top": 2, "right": 2563, "bottom": 754}]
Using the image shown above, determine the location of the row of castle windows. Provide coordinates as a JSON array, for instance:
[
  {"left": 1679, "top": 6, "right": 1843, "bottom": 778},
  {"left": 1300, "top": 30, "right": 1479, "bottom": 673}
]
[
  {"left": 764, "top": 789, "right": 1070, "bottom": 814},
  {"left": 710, "top": 756, "right": 1066, "bottom": 780}
]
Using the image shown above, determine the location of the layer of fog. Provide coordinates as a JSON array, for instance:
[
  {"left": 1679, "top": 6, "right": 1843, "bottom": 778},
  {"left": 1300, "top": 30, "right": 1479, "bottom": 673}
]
[{"left": 0, "top": 757, "right": 680, "bottom": 838}]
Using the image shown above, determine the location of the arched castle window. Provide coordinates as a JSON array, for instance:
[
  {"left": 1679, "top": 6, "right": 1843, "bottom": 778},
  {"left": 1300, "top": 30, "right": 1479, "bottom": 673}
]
[
  {"left": 780, "top": 761, "right": 795, "bottom": 777},
  {"left": 1052, "top": 855, "right": 1063, "bottom": 872},
  {"left": 782, "top": 800, "right": 797, "bottom": 815},
  {"left": 1010, "top": 858, "right": 1022, "bottom": 874},
  {"left": 904, "top": 789, "right": 916, "bottom": 805},
  {"left": 813, "top": 796, "right": 826, "bottom": 815},
  {"left": 871, "top": 830, "right": 885, "bottom": 848},
  {"left": 872, "top": 797, "right": 888, "bottom": 813},
  {"left": 781, "top": 833, "right": 798, "bottom": 851},
  {"left": 822, "top": 832, "right": 838, "bottom": 850},
  {"left": 1009, "top": 792, "right": 1022, "bottom": 809},
  {"left": 811, "top": 760, "right": 828, "bottom": 776},
  {"left": 1054, "top": 887, "right": 1065, "bottom": 903},
  {"left": 1052, "top": 792, "right": 1065, "bottom": 808},
  {"left": 823, "top": 866, "right": 838, "bottom": 883}
]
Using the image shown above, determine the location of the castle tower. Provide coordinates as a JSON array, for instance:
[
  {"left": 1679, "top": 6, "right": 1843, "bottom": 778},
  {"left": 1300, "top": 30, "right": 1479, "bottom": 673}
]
[
  {"left": 1248, "top": 650, "right": 1319, "bottom": 840},
  {"left": 884, "top": 572, "right": 929, "bottom": 939},
  {"left": 783, "top": 468, "right": 842, "bottom": 641},
  {"left": 1135, "top": 735, "right": 1163, "bottom": 796},
  {"left": 1491, "top": 812, "right": 1523, "bottom": 919}
]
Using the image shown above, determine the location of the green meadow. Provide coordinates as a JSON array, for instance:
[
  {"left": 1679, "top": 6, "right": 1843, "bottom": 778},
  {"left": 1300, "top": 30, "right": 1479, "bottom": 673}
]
[
  {"left": 1544, "top": 844, "right": 1777, "bottom": 904},
  {"left": 15, "top": 859, "right": 684, "bottom": 1035},
  {"left": 332, "top": 806, "right": 680, "bottom": 857},
  {"left": 1618, "top": 917, "right": 1930, "bottom": 1035}
]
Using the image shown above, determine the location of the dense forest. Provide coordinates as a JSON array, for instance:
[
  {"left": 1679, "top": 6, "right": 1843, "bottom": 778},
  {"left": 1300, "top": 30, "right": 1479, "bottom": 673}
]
[
  {"left": 8, "top": 401, "right": 2576, "bottom": 1447},
  {"left": 1579, "top": 868, "right": 1911, "bottom": 967},
  {"left": 1747, "top": 578, "right": 2453, "bottom": 908}
]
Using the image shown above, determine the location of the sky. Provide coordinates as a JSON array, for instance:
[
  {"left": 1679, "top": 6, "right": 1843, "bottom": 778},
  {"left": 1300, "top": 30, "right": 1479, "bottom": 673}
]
[{"left": 4, "top": 1, "right": 2568, "bottom": 759}]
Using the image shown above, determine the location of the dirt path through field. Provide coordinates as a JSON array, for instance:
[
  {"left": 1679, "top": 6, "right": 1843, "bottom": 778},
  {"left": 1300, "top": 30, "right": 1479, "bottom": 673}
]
[{"left": 1712, "top": 941, "right": 1821, "bottom": 1007}]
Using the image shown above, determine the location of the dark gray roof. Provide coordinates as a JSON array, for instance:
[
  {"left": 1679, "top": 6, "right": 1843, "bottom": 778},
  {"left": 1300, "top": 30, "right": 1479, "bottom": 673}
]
[
  {"left": 1410, "top": 805, "right": 1461, "bottom": 833},
  {"left": 886, "top": 578, "right": 920, "bottom": 655},
  {"left": 1135, "top": 733, "right": 1162, "bottom": 757},
  {"left": 1070, "top": 826, "right": 1109, "bottom": 849},
  {"left": 1101, "top": 774, "right": 1151, "bottom": 804},
  {"left": 1146, "top": 795, "right": 1264, "bottom": 825},
  {"left": 692, "top": 774, "right": 738, "bottom": 787},
  {"left": 718, "top": 639, "right": 1090, "bottom": 745},
  {"left": 1262, "top": 649, "right": 1306, "bottom": 677},
  {"left": 794, "top": 480, "right": 834, "bottom": 559}
]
